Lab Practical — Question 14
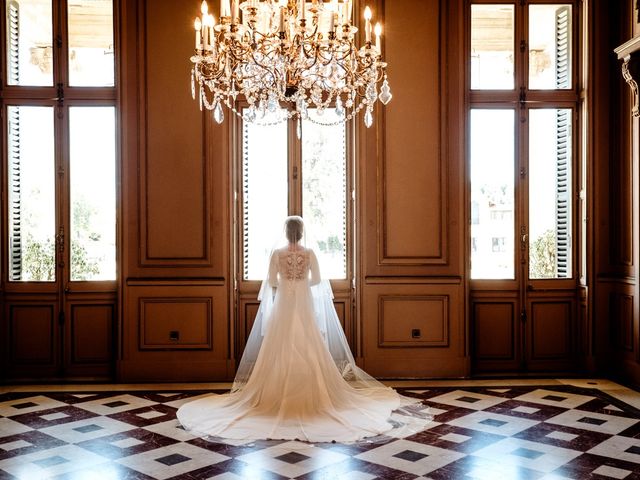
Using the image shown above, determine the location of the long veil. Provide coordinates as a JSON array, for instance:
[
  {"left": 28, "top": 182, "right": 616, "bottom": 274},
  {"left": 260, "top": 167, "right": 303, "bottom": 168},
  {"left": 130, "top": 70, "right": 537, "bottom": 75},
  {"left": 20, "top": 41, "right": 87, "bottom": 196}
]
[{"left": 231, "top": 218, "right": 387, "bottom": 394}]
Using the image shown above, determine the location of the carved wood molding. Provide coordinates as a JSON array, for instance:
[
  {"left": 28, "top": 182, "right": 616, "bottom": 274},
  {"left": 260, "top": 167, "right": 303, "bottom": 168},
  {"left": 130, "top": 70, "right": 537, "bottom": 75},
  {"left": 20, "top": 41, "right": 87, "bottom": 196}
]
[
  {"left": 615, "top": 36, "right": 640, "bottom": 117},
  {"left": 622, "top": 57, "right": 640, "bottom": 117}
]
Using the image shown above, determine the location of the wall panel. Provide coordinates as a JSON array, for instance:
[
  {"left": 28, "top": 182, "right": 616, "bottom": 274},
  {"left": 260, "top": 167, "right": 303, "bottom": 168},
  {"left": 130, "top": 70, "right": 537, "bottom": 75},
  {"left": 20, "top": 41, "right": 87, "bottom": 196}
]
[
  {"left": 123, "top": 0, "right": 227, "bottom": 279},
  {"left": 379, "top": 296, "right": 449, "bottom": 347},
  {"left": 120, "top": 283, "right": 229, "bottom": 381},
  {"left": 526, "top": 297, "right": 577, "bottom": 371},
  {"left": 139, "top": 298, "right": 212, "bottom": 349},
  {"left": 530, "top": 301, "right": 573, "bottom": 359},
  {"left": 362, "top": 282, "right": 464, "bottom": 377},
  {"left": 358, "top": 0, "right": 466, "bottom": 378},
  {"left": 362, "top": 0, "right": 462, "bottom": 277},
  {"left": 119, "top": 0, "right": 230, "bottom": 381},
  {"left": 9, "top": 305, "right": 56, "bottom": 366},
  {"left": 382, "top": 0, "right": 443, "bottom": 262},
  {"left": 141, "top": 0, "right": 208, "bottom": 264},
  {"left": 472, "top": 299, "right": 518, "bottom": 360},
  {"left": 4, "top": 302, "right": 59, "bottom": 379},
  {"left": 70, "top": 304, "right": 114, "bottom": 363}
]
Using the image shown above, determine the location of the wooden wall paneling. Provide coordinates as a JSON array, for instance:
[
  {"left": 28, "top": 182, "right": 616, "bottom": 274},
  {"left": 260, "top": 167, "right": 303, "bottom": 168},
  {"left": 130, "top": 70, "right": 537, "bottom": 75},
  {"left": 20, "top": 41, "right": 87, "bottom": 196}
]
[
  {"left": 356, "top": 0, "right": 466, "bottom": 377},
  {"left": 363, "top": 0, "right": 462, "bottom": 277},
  {"left": 378, "top": 296, "right": 449, "bottom": 348},
  {"left": 118, "top": 0, "right": 231, "bottom": 381},
  {"left": 123, "top": 0, "right": 227, "bottom": 279},
  {"left": 526, "top": 295, "right": 577, "bottom": 371},
  {"left": 64, "top": 298, "right": 115, "bottom": 379},
  {"left": 5, "top": 300, "right": 59, "bottom": 379},
  {"left": 607, "top": 282, "right": 640, "bottom": 381},
  {"left": 604, "top": 0, "right": 640, "bottom": 385},
  {"left": 590, "top": 0, "right": 632, "bottom": 374},
  {"left": 139, "top": 297, "right": 212, "bottom": 350},
  {"left": 120, "top": 283, "right": 229, "bottom": 381},
  {"left": 471, "top": 294, "right": 520, "bottom": 373},
  {"left": 361, "top": 281, "right": 464, "bottom": 378},
  {"left": 140, "top": 0, "right": 207, "bottom": 265},
  {"left": 609, "top": 290, "right": 635, "bottom": 353}
]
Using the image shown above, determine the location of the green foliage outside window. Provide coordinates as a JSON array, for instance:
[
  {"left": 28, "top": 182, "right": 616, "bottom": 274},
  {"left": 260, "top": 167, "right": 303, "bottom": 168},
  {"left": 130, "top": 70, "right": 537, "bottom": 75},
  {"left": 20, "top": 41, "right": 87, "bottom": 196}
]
[
  {"left": 19, "top": 198, "right": 100, "bottom": 281},
  {"left": 530, "top": 228, "right": 556, "bottom": 278}
]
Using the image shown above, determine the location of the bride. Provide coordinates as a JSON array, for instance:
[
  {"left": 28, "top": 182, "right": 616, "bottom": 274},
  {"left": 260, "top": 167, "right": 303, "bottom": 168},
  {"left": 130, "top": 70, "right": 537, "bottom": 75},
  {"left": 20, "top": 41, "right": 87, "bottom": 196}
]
[{"left": 177, "top": 216, "right": 429, "bottom": 443}]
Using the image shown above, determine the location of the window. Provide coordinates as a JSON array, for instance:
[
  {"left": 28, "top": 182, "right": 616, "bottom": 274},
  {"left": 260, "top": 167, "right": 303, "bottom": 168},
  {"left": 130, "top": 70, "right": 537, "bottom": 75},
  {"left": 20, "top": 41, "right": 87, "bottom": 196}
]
[
  {"left": 470, "top": 109, "right": 515, "bottom": 279},
  {"left": 241, "top": 109, "right": 348, "bottom": 281},
  {"left": 4, "top": 0, "right": 116, "bottom": 284},
  {"left": 470, "top": 2, "right": 576, "bottom": 282}
]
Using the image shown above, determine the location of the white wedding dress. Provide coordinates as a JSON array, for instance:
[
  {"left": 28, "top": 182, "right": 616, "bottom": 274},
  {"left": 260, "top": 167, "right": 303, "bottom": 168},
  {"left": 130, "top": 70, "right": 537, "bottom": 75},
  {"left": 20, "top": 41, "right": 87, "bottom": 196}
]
[{"left": 177, "top": 246, "right": 428, "bottom": 443}]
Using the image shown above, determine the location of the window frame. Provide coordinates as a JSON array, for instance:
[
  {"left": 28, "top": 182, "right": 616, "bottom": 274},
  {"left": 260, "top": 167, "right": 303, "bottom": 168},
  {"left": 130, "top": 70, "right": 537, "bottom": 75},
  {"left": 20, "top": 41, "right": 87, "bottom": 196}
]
[
  {"left": 232, "top": 102, "right": 355, "bottom": 293},
  {"left": 0, "top": 0, "right": 118, "bottom": 294},
  {"left": 467, "top": 0, "right": 582, "bottom": 290}
]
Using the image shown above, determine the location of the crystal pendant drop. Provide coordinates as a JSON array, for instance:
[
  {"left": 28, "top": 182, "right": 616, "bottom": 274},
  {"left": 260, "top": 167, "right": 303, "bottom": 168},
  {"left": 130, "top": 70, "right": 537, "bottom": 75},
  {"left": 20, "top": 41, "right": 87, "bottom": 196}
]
[
  {"left": 364, "top": 108, "right": 373, "bottom": 128},
  {"left": 245, "top": 105, "right": 257, "bottom": 122},
  {"left": 379, "top": 78, "right": 393, "bottom": 105},
  {"left": 191, "top": 69, "right": 196, "bottom": 100},
  {"left": 366, "top": 83, "right": 377, "bottom": 103},
  {"left": 267, "top": 94, "right": 278, "bottom": 113},
  {"left": 213, "top": 102, "right": 224, "bottom": 124},
  {"left": 297, "top": 98, "right": 308, "bottom": 119},
  {"left": 335, "top": 96, "right": 344, "bottom": 117}
]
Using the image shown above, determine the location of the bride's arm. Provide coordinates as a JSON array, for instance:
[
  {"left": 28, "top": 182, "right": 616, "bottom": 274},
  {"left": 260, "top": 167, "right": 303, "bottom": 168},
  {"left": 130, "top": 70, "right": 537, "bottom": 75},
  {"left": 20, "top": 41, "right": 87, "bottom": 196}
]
[
  {"left": 267, "top": 251, "right": 279, "bottom": 287},
  {"left": 309, "top": 249, "right": 321, "bottom": 286}
]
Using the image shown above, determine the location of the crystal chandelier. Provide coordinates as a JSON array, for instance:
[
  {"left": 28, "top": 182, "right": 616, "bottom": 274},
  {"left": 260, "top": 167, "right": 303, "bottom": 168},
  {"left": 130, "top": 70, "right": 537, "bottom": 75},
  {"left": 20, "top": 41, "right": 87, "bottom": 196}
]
[{"left": 190, "top": 0, "right": 392, "bottom": 127}]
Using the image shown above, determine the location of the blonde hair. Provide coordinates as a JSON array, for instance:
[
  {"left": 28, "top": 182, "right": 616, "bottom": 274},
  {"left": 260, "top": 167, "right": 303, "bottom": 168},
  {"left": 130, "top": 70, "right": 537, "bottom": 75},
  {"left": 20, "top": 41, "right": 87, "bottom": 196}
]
[{"left": 285, "top": 216, "right": 304, "bottom": 243}]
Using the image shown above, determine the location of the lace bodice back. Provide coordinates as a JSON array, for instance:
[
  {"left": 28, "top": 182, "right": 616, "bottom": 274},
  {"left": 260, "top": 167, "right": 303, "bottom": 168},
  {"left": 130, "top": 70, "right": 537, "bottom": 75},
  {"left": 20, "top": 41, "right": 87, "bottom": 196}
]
[
  {"left": 267, "top": 247, "right": 321, "bottom": 286},
  {"left": 279, "top": 250, "right": 309, "bottom": 281}
]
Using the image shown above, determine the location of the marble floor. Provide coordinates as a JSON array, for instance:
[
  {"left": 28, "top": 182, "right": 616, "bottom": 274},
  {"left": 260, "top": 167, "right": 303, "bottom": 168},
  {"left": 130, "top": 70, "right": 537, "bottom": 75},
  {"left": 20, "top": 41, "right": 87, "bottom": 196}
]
[{"left": 1, "top": 379, "right": 640, "bottom": 479}]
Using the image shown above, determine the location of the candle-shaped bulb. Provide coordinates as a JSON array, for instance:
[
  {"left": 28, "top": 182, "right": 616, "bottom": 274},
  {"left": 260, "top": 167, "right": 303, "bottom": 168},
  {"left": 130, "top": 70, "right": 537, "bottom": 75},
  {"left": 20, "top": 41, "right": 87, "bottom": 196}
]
[
  {"left": 279, "top": 1, "right": 286, "bottom": 32},
  {"left": 231, "top": 0, "right": 238, "bottom": 23},
  {"left": 195, "top": 17, "right": 202, "bottom": 50},
  {"left": 201, "top": 0, "right": 208, "bottom": 15},
  {"left": 221, "top": 0, "right": 231, "bottom": 17},
  {"left": 374, "top": 22, "right": 381, "bottom": 51},
  {"left": 364, "top": 6, "right": 372, "bottom": 42}
]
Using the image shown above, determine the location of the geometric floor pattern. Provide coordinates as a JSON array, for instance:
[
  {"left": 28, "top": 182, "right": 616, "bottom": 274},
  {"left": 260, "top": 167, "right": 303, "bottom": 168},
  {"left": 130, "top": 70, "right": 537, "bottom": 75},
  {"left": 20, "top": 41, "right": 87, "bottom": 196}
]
[{"left": 2, "top": 384, "right": 640, "bottom": 479}]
